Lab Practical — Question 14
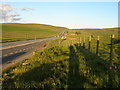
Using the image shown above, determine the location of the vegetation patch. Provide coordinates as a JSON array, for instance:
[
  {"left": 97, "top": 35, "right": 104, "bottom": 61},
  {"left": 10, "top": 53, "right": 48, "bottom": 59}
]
[
  {"left": 2, "top": 23, "right": 68, "bottom": 43},
  {"left": 2, "top": 28, "right": 120, "bottom": 88}
]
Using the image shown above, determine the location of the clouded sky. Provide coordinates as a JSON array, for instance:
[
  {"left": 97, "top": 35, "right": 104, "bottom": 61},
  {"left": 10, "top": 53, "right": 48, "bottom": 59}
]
[{"left": 0, "top": 2, "right": 118, "bottom": 29}]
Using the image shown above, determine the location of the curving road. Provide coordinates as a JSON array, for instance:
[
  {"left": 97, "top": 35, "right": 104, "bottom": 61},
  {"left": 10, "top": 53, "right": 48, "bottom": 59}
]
[{"left": 1, "top": 37, "right": 56, "bottom": 70}]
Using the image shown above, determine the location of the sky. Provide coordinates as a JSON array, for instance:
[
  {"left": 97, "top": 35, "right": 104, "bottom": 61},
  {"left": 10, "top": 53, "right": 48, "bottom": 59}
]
[
  {"left": 1, "top": 2, "right": 118, "bottom": 29},
  {"left": 2, "top": 0, "right": 120, "bottom": 2}
]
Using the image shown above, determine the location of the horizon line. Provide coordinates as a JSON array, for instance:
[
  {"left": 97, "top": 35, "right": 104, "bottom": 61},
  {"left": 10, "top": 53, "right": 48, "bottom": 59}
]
[{"left": 1, "top": 22, "right": 119, "bottom": 29}]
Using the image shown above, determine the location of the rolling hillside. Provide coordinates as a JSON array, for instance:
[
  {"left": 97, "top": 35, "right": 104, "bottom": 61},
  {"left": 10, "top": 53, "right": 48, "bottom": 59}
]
[{"left": 2, "top": 23, "right": 69, "bottom": 42}]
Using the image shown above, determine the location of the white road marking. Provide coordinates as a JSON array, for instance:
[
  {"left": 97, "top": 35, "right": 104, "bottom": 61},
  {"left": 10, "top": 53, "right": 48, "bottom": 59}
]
[
  {"left": 19, "top": 50, "right": 22, "bottom": 52},
  {"left": 3, "top": 54, "right": 8, "bottom": 57},
  {"left": 15, "top": 51, "right": 18, "bottom": 53},
  {"left": 0, "top": 42, "right": 35, "bottom": 50},
  {"left": 9, "top": 53, "right": 13, "bottom": 55}
]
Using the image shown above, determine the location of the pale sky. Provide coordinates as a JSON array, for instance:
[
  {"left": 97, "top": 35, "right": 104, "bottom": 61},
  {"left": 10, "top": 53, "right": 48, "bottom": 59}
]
[{"left": 1, "top": 1, "right": 118, "bottom": 29}]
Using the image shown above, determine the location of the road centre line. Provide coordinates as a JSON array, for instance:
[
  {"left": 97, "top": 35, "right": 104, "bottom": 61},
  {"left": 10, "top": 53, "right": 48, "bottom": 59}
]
[
  {"left": 15, "top": 51, "right": 18, "bottom": 53},
  {"left": 0, "top": 41, "right": 36, "bottom": 50},
  {"left": 19, "top": 50, "right": 22, "bottom": 52},
  {"left": 3, "top": 54, "right": 8, "bottom": 57},
  {"left": 9, "top": 53, "right": 13, "bottom": 55}
]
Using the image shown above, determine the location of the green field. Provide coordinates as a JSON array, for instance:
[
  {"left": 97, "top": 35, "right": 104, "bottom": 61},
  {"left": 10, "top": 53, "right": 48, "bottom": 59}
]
[
  {"left": 2, "top": 23, "right": 68, "bottom": 42},
  {"left": 2, "top": 28, "right": 119, "bottom": 88}
]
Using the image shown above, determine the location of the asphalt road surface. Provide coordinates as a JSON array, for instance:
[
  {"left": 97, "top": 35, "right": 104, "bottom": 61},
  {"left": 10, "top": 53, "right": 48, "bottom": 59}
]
[{"left": 1, "top": 37, "right": 56, "bottom": 70}]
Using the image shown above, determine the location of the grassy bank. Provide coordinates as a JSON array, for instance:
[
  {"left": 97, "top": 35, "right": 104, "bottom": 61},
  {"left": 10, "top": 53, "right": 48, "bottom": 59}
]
[
  {"left": 2, "top": 28, "right": 120, "bottom": 88},
  {"left": 2, "top": 23, "right": 68, "bottom": 43}
]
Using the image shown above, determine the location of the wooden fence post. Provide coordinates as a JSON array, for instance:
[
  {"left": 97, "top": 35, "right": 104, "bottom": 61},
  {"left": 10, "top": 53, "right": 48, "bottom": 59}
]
[
  {"left": 110, "top": 34, "right": 114, "bottom": 69},
  {"left": 96, "top": 36, "right": 99, "bottom": 55},
  {"left": 83, "top": 37, "right": 85, "bottom": 48},
  {"left": 88, "top": 36, "right": 91, "bottom": 50},
  {"left": 79, "top": 37, "right": 81, "bottom": 46}
]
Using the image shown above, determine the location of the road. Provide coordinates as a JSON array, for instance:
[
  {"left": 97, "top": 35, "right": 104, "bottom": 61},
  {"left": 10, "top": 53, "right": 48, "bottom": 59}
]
[{"left": 0, "top": 37, "right": 56, "bottom": 70}]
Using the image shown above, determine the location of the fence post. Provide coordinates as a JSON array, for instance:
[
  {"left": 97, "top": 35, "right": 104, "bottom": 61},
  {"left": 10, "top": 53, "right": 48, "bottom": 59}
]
[
  {"left": 79, "top": 37, "right": 81, "bottom": 46},
  {"left": 83, "top": 37, "right": 85, "bottom": 48},
  {"left": 109, "top": 34, "right": 114, "bottom": 69},
  {"left": 88, "top": 36, "right": 91, "bottom": 50},
  {"left": 96, "top": 36, "right": 99, "bottom": 55}
]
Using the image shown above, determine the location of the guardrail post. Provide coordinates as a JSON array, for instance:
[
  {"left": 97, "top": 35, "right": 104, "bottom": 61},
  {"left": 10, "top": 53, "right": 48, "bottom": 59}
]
[{"left": 96, "top": 36, "right": 99, "bottom": 55}]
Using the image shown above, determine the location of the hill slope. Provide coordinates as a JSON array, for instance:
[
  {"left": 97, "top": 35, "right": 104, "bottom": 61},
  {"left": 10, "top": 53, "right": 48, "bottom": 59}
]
[{"left": 2, "top": 23, "right": 68, "bottom": 42}]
